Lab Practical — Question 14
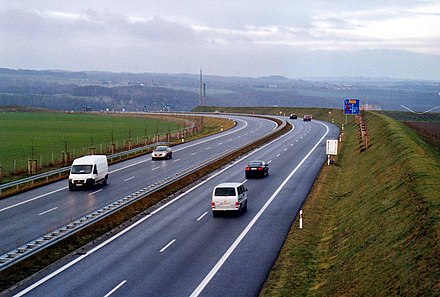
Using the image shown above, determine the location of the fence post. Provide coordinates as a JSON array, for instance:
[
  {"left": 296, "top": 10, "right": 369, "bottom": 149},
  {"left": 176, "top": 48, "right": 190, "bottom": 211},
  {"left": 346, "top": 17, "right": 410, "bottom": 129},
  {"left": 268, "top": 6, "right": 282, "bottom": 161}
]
[{"left": 28, "top": 159, "right": 37, "bottom": 175}]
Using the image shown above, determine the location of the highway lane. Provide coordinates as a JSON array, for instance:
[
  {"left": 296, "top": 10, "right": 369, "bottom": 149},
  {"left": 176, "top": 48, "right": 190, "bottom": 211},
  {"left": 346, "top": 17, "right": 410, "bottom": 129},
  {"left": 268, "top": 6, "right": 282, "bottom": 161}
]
[
  {"left": 0, "top": 115, "right": 277, "bottom": 254},
  {"left": 9, "top": 119, "right": 340, "bottom": 296}
]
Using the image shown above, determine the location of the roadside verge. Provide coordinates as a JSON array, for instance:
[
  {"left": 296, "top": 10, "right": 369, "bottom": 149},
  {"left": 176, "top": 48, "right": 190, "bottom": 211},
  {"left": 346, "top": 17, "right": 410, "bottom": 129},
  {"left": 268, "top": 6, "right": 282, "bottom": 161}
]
[{"left": 261, "top": 112, "right": 440, "bottom": 296}]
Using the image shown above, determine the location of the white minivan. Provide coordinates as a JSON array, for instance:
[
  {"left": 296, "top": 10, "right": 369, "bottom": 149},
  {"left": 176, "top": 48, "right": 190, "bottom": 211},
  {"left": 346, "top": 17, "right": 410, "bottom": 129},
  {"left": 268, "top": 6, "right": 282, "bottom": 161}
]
[
  {"left": 68, "top": 155, "right": 108, "bottom": 190},
  {"left": 211, "top": 182, "right": 248, "bottom": 216}
]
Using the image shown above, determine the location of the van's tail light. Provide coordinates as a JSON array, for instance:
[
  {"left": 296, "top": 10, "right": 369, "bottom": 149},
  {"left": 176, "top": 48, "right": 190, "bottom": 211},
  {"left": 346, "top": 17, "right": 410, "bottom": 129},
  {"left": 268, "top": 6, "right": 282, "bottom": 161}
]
[
  {"left": 235, "top": 202, "right": 240, "bottom": 208},
  {"left": 211, "top": 202, "right": 216, "bottom": 208}
]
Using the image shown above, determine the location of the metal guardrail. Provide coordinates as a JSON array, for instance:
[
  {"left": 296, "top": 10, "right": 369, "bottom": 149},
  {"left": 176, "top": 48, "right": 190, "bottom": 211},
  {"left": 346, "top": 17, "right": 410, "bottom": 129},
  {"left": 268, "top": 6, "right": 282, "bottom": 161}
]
[
  {"left": 0, "top": 142, "right": 163, "bottom": 195},
  {"left": 0, "top": 116, "right": 286, "bottom": 271}
]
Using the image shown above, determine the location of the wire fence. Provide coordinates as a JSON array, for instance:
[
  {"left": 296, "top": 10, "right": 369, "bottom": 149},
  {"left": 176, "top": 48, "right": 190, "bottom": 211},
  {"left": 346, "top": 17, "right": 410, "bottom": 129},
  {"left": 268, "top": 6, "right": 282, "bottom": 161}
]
[{"left": 0, "top": 125, "right": 202, "bottom": 183}]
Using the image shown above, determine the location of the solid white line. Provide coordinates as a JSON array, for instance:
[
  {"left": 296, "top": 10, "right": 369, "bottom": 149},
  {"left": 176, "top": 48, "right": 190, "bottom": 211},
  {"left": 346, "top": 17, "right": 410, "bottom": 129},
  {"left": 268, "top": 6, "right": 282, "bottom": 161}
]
[
  {"left": 0, "top": 187, "right": 66, "bottom": 213},
  {"left": 103, "top": 280, "right": 127, "bottom": 297},
  {"left": 190, "top": 122, "right": 330, "bottom": 297},
  {"left": 197, "top": 212, "right": 208, "bottom": 221},
  {"left": 124, "top": 176, "right": 135, "bottom": 182},
  {"left": 38, "top": 207, "right": 58, "bottom": 216},
  {"left": 88, "top": 189, "right": 102, "bottom": 196},
  {"left": 13, "top": 123, "right": 295, "bottom": 297},
  {"left": 151, "top": 166, "right": 160, "bottom": 171},
  {"left": 159, "top": 239, "right": 176, "bottom": 253}
]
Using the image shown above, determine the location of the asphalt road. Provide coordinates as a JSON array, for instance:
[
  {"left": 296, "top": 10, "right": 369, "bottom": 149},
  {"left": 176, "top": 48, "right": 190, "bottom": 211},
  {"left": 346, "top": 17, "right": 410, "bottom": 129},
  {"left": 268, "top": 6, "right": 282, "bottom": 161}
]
[
  {"left": 7, "top": 118, "right": 339, "bottom": 297},
  {"left": 0, "top": 115, "right": 277, "bottom": 255}
]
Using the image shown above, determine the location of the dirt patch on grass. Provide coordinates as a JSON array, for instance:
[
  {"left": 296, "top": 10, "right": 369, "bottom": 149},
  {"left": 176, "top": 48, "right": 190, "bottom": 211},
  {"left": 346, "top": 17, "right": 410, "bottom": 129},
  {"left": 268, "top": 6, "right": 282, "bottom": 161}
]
[{"left": 404, "top": 122, "right": 440, "bottom": 149}]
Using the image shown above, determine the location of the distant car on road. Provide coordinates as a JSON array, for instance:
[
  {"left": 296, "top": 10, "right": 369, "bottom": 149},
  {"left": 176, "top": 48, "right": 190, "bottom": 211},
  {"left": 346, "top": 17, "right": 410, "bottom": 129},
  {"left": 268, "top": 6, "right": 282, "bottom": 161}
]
[
  {"left": 151, "top": 145, "right": 172, "bottom": 160},
  {"left": 303, "top": 115, "right": 312, "bottom": 121},
  {"left": 289, "top": 113, "right": 297, "bottom": 119},
  {"left": 245, "top": 160, "right": 269, "bottom": 178}
]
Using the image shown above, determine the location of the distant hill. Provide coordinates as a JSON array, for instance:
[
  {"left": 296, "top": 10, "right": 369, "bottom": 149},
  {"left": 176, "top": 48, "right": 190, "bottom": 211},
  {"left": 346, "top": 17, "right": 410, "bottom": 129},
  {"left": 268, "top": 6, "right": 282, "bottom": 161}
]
[{"left": 0, "top": 67, "right": 438, "bottom": 112}]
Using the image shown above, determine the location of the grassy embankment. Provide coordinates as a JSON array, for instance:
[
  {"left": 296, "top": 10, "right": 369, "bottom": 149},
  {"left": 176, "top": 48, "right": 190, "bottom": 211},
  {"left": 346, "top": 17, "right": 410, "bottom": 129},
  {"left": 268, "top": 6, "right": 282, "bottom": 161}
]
[{"left": 261, "top": 112, "right": 439, "bottom": 296}]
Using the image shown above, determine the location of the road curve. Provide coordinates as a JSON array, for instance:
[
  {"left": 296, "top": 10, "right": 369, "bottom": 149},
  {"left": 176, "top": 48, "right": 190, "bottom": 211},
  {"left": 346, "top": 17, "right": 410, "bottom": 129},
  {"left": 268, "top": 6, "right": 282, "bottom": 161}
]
[
  {"left": 0, "top": 115, "right": 276, "bottom": 255},
  {"left": 7, "top": 118, "right": 340, "bottom": 297}
]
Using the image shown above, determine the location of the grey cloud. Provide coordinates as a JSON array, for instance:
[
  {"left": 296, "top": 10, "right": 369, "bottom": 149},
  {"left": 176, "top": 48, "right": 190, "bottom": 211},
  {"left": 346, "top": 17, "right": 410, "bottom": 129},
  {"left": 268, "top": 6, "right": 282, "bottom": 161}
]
[{"left": 125, "top": 16, "right": 199, "bottom": 44}]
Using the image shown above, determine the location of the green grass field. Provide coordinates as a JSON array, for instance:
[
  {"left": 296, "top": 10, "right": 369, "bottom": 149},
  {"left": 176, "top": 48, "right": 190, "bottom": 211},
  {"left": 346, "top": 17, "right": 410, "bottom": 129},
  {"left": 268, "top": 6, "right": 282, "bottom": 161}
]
[{"left": 0, "top": 112, "right": 183, "bottom": 175}]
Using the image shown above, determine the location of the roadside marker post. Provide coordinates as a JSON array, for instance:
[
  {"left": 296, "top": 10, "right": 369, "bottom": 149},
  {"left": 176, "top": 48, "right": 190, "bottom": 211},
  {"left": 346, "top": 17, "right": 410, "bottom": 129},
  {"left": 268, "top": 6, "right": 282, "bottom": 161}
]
[{"left": 299, "top": 210, "right": 303, "bottom": 229}]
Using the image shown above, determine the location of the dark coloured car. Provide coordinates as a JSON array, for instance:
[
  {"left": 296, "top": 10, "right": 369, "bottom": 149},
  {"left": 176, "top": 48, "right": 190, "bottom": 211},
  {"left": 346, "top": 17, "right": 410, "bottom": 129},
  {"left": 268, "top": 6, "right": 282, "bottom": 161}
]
[
  {"left": 151, "top": 145, "right": 172, "bottom": 160},
  {"left": 245, "top": 160, "right": 269, "bottom": 178},
  {"left": 289, "top": 113, "right": 297, "bottom": 119},
  {"left": 303, "top": 115, "right": 312, "bottom": 121}
]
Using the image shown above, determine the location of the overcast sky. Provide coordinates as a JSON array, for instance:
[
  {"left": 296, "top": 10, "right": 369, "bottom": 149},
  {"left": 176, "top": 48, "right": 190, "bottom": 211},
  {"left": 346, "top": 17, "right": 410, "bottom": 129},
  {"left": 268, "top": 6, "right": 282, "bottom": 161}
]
[{"left": 1, "top": 0, "right": 439, "bottom": 80}]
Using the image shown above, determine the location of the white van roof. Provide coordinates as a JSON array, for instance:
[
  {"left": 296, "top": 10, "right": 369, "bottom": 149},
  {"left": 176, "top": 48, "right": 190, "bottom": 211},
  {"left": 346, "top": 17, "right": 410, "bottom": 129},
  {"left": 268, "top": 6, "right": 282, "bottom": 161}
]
[
  {"left": 72, "top": 155, "right": 107, "bottom": 164},
  {"left": 215, "top": 182, "right": 243, "bottom": 188}
]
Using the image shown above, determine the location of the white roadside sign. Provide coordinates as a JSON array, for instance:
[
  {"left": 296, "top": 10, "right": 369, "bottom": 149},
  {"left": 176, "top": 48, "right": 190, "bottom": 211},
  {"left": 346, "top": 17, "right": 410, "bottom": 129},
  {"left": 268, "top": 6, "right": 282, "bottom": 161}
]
[{"left": 326, "top": 140, "right": 338, "bottom": 155}]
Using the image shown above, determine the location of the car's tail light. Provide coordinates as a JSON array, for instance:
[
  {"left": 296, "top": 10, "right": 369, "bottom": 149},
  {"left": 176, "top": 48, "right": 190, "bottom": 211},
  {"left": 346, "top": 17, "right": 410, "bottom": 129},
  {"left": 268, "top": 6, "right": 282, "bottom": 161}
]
[
  {"left": 211, "top": 202, "right": 216, "bottom": 208},
  {"left": 235, "top": 202, "right": 240, "bottom": 208},
  {"left": 245, "top": 167, "right": 250, "bottom": 170},
  {"left": 258, "top": 167, "right": 264, "bottom": 170}
]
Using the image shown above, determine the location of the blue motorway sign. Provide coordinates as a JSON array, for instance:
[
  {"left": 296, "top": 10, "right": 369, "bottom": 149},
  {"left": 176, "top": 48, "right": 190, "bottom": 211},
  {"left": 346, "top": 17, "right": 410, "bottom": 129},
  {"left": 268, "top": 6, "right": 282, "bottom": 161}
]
[{"left": 344, "top": 98, "right": 360, "bottom": 114}]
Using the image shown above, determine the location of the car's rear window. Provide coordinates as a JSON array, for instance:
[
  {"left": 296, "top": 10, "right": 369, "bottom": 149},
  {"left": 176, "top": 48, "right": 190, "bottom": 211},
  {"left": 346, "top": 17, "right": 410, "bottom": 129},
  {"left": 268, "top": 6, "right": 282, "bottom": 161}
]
[
  {"left": 214, "top": 187, "right": 236, "bottom": 196},
  {"left": 248, "top": 162, "right": 262, "bottom": 167}
]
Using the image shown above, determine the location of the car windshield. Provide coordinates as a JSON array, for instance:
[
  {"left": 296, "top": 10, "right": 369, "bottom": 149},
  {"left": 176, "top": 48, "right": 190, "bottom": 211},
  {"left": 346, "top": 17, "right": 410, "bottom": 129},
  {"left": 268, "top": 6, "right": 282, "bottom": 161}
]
[
  {"left": 248, "top": 162, "right": 263, "bottom": 167},
  {"left": 155, "top": 146, "right": 168, "bottom": 151},
  {"left": 71, "top": 165, "right": 93, "bottom": 174},
  {"left": 215, "top": 187, "right": 236, "bottom": 196}
]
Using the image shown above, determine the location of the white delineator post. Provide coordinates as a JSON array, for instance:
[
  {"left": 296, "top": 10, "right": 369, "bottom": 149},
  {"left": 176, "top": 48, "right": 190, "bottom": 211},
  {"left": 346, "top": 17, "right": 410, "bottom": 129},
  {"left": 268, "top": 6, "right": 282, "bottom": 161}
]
[{"left": 299, "top": 210, "right": 303, "bottom": 229}]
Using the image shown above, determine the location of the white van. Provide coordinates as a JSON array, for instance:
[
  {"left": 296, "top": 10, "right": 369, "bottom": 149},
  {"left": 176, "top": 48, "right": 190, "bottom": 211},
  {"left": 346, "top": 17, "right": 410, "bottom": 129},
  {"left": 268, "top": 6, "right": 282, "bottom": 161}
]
[
  {"left": 211, "top": 182, "right": 248, "bottom": 216},
  {"left": 68, "top": 155, "right": 108, "bottom": 190}
]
